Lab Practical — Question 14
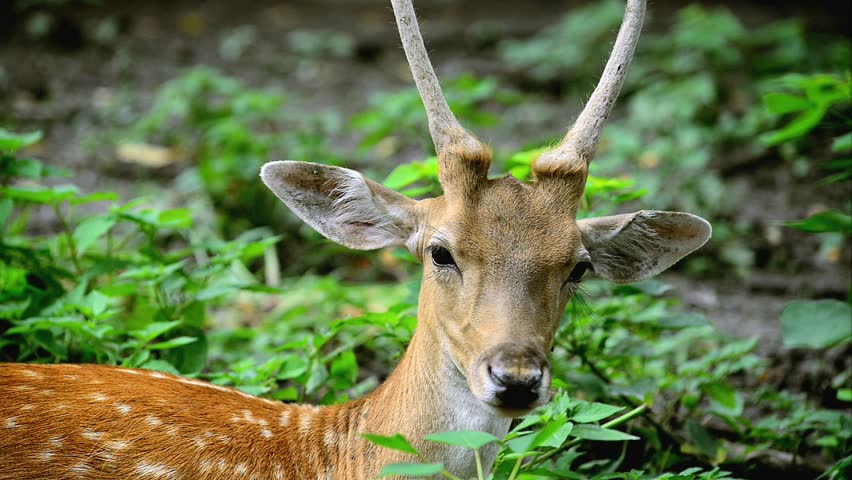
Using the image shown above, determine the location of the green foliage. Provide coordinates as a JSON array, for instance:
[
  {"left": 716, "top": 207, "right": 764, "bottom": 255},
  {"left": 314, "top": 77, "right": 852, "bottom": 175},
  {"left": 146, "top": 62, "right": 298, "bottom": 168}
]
[
  {"left": 120, "top": 67, "right": 341, "bottom": 236},
  {"left": 1, "top": 130, "right": 277, "bottom": 372},
  {"left": 760, "top": 74, "right": 851, "bottom": 146},
  {"left": 351, "top": 74, "right": 518, "bottom": 153},
  {"left": 499, "top": 3, "right": 850, "bottom": 275},
  {"left": 780, "top": 300, "right": 852, "bottom": 348}
]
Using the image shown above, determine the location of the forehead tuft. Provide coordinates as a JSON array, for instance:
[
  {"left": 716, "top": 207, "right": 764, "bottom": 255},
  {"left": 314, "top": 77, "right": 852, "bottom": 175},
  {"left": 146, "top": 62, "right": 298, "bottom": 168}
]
[{"left": 440, "top": 176, "right": 582, "bottom": 267}]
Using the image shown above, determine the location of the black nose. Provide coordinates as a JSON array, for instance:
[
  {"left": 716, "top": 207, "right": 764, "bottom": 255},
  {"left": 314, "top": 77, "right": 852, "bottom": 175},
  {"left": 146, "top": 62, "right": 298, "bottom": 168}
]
[{"left": 488, "top": 364, "right": 543, "bottom": 409}]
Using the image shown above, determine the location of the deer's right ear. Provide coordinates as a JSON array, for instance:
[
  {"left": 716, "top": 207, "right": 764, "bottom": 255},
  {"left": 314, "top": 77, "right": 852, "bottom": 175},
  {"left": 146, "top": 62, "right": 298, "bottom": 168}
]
[{"left": 261, "top": 161, "right": 420, "bottom": 251}]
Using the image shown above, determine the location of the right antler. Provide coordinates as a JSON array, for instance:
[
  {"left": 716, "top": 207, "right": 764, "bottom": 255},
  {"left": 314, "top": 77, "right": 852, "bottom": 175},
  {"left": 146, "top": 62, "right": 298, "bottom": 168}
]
[
  {"left": 535, "top": 0, "right": 646, "bottom": 176},
  {"left": 391, "top": 0, "right": 478, "bottom": 156}
]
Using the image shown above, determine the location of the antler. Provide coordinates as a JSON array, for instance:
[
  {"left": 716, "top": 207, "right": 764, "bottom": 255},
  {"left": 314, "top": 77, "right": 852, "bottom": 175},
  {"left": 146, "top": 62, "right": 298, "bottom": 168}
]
[
  {"left": 535, "top": 0, "right": 646, "bottom": 175},
  {"left": 391, "top": 0, "right": 477, "bottom": 155}
]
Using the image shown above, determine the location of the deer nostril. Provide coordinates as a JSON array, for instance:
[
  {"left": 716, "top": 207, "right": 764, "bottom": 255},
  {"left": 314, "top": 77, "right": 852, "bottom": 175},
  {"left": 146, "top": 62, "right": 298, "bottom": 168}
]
[{"left": 488, "top": 365, "right": 542, "bottom": 390}]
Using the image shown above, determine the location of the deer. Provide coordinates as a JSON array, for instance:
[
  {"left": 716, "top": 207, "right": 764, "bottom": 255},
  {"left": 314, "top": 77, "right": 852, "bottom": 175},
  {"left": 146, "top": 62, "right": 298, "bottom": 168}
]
[{"left": 0, "top": 0, "right": 710, "bottom": 478}]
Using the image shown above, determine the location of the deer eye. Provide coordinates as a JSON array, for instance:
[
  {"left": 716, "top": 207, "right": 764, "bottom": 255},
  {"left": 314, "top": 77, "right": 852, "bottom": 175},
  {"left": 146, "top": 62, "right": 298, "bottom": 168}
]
[
  {"left": 430, "top": 246, "right": 457, "bottom": 268},
  {"left": 566, "top": 261, "right": 591, "bottom": 284}
]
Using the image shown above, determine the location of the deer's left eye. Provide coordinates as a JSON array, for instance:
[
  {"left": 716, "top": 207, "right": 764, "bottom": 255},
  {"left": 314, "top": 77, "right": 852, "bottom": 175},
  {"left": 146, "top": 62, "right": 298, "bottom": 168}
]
[
  {"left": 430, "top": 246, "right": 457, "bottom": 268},
  {"left": 565, "top": 261, "right": 591, "bottom": 284}
]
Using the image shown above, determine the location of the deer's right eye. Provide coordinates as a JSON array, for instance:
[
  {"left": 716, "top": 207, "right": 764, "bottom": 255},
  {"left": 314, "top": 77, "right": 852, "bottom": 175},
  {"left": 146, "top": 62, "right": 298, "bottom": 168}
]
[{"left": 430, "top": 246, "right": 457, "bottom": 269}]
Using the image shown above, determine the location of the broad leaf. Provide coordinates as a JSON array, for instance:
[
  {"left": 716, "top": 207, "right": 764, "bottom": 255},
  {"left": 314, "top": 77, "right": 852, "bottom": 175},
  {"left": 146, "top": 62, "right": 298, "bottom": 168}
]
[{"left": 781, "top": 300, "right": 852, "bottom": 348}]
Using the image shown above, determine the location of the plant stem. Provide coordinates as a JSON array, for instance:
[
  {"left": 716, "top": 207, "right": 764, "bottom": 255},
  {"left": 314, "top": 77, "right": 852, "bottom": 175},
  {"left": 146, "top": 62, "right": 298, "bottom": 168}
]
[
  {"left": 440, "top": 470, "right": 463, "bottom": 480},
  {"left": 474, "top": 449, "right": 484, "bottom": 480},
  {"left": 53, "top": 204, "right": 82, "bottom": 274},
  {"left": 507, "top": 456, "right": 524, "bottom": 480}
]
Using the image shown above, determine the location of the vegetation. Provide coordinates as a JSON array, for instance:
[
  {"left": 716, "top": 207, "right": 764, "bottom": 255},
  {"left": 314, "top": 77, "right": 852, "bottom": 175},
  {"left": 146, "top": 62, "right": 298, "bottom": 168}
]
[{"left": 1, "top": 1, "right": 850, "bottom": 479}]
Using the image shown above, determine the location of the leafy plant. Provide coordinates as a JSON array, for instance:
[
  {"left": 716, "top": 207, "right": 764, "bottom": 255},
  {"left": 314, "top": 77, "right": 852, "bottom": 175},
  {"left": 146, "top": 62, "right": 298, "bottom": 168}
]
[{"left": 1, "top": 129, "right": 278, "bottom": 375}]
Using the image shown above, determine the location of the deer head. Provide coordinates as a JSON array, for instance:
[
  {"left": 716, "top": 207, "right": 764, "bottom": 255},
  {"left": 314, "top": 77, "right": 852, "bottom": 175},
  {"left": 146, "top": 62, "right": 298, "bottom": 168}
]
[{"left": 261, "top": 0, "right": 709, "bottom": 417}]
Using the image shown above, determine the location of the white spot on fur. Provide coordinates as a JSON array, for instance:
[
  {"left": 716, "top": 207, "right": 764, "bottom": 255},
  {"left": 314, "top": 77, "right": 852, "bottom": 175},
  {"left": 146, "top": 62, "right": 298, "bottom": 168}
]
[
  {"left": 299, "top": 411, "right": 312, "bottom": 434},
  {"left": 37, "top": 450, "right": 53, "bottom": 462},
  {"left": 106, "top": 440, "right": 130, "bottom": 451},
  {"left": 192, "top": 436, "right": 207, "bottom": 449},
  {"left": 166, "top": 426, "right": 179, "bottom": 437},
  {"left": 41, "top": 389, "right": 53, "bottom": 396},
  {"left": 12, "top": 385, "right": 34, "bottom": 391},
  {"left": 21, "top": 369, "right": 39, "bottom": 377},
  {"left": 20, "top": 404, "right": 33, "bottom": 411},
  {"left": 200, "top": 458, "right": 213, "bottom": 473},
  {"left": 260, "top": 428, "right": 272, "bottom": 439},
  {"left": 144, "top": 416, "right": 162, "bottom": 427},
  {"left": 89, "top": 393, "right": 108, "bottom": 402},
  {"left": 115, "top": 402, "right": 131, "bottom": 415},
  {"left": 274, "top": 467, "right": 285, "bottom": 480},
  {"left": 324, "top": 429, "right": 337, "bottom": 448},
  {"left": 234, "top": 463, "right": 248, "bottom": 476},
  {"left": 70, "top": 462, "right": 94, "bottom": 477},
  {"left": 82, "top": 429, "right": 103, "bottom": 441},
  {"left": 135, "top": 460, "right": 178, "bottom": 479},
  {"left": 64, "top": 375, "right": 78, "bottom": 381},
  {"left": 4, "top": 417, "right": 19, "bottom": 429},
  {"left": 49, "top": 436, "right": 63, "bottom": 448},
  {"left": 278, "top": 410, "right": 291, "bottom": 427}
]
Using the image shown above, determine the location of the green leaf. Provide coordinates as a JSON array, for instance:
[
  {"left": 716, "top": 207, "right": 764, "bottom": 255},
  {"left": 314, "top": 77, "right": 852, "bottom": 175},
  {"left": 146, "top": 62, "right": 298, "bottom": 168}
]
[
  {"left": 157, "top": 208, "right": 193, "bottom": 229},
  {"left": 785, "top": 210, "right": 852, "bottom": 233},
  {"left": 685, "top": 420, "right": 720, "bottom": 459},
  {"left": 276, "top": 355, "right": 309, "bottom": 380},
  {"left": 384, "top": 164, "right": 424, "bottom": 190},
  {"left": 73, "top": 216, "right": 116, "bottom": 256},
  {"left": 0, "top": 129, "right": 42, "bottom": 152},
  {"left": 832, "top": 133, "right": 852, "bottom": 153},
  {"left": 838, "top": 389, "right": 852, "bottom": 402},
  {"left": 701, "top": 381, "right": 743, "bottom": 416},
  {"left": 378, "top": 463, "right": 444, "bottom": 477},
  {"left": 657, "top": 313, "right": 710, "bottom": 328},
  {"left": 148, "top": 336, "right": 199, "bottom": 350},
  {"left": 1, "top": 185, "right": 79, "bottom": 205},
  {"left": 571, "top": 402, "right": 624, "bottom": 423},
  {"left": 70, "top": 192, "right": 121, "bottom": 205},
  {"left": 132, "top": 320, "right": 183, "bottom": 343},
  {"left": 424, "top": 430, "right": 499, "bottom": 450},
  {"left": 361, "top": 433, "right": 420, "bottom": 455},
  {"left": 763, "top": 92, "right": 813, "bottom": 114},
  {"left": 139, "top": 359, "right": 181, "bottom": 376},
  {"left": 569, "top": 424, "right": 638, "bottom": 441},
  {"left": 781, "top": 300, "right": 852, "bottom": 348},
  {"left": 760, "top": 106, "right": 827, "bottom": 146}
]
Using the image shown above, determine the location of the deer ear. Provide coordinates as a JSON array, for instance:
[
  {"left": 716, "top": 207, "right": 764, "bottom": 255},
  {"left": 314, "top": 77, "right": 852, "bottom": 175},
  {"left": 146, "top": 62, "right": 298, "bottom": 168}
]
[
  {"left": 577, "top": 210, "right": 711, "bottom": 284},
  {"left": 261, "top": 161, "right": 420, "bottom": 251}
]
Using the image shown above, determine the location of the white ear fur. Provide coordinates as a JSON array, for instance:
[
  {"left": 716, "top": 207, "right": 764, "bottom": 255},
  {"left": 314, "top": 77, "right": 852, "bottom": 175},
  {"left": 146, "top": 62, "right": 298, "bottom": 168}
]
[
  {"left": 577, "top": 210, "right": 711, "bottom": 283},
  {"left": 260, "top": 161, "right": 419, "bottom": 251}
]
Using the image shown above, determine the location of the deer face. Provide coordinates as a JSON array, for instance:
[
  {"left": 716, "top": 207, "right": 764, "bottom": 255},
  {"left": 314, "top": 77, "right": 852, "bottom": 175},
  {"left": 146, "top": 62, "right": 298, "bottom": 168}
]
[
  {"left": 261, "top": 146, "right": 709, "bottom": 417},
  {"left": 262, "top": 0, "right": 707, "bottom": 418},
  {"left": 414, "top": 176, "right": 582, "bottom": 414}
]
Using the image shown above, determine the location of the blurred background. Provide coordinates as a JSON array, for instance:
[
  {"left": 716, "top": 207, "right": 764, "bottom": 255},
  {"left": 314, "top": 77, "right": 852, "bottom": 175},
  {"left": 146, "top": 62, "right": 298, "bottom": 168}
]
[{"left": 1, "top": 1, "right": 850, "bottom": 478}]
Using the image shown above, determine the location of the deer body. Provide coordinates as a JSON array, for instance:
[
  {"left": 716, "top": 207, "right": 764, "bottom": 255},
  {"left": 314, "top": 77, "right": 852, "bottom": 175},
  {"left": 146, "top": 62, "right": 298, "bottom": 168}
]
[{"left": 1, "top": 0, "right": 713, "bottom": 478}]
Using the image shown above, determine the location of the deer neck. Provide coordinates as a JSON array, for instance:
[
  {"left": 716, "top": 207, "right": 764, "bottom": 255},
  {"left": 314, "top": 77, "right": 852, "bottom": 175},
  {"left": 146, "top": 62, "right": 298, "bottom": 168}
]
[{"left": 362, "top": 306, "right": 512, "bottom": 476}]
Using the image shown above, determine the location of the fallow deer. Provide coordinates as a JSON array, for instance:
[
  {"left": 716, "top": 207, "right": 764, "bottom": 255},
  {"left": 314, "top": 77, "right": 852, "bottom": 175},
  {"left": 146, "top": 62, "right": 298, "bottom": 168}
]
[{"left": 0, "top": 0, "right": 710, "bottom": 478}]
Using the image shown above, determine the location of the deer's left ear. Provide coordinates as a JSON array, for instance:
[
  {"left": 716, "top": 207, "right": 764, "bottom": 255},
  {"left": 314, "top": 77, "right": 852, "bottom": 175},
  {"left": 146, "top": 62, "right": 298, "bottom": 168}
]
[
  {"left": 261, "top": 161, "right": 420, "bottom": 251},
  {"left": 577, "top": 210, "right": 711, "bottom": 284}
]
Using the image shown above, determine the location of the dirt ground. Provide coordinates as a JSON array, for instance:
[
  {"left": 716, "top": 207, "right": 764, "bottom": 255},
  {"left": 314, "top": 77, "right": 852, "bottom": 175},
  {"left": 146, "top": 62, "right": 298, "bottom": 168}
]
[{"left": 1, "top": 0, "right": 850, "bottom": 387}]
